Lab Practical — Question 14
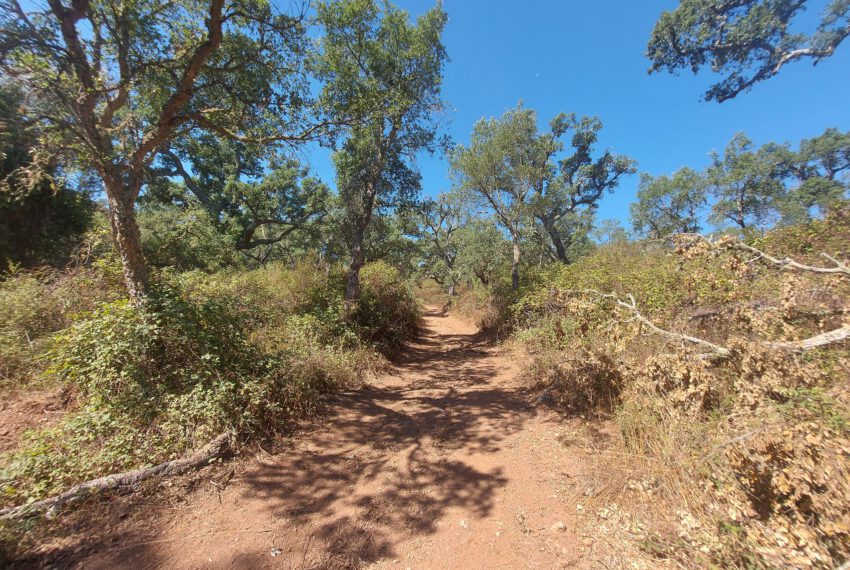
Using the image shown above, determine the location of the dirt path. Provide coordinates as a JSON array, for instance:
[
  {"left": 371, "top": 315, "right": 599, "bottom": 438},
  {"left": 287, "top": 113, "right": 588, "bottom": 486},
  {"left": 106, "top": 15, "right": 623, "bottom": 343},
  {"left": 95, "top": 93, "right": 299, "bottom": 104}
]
[{"left": 81, "top": 308, "right": 587, "bottom": 569}]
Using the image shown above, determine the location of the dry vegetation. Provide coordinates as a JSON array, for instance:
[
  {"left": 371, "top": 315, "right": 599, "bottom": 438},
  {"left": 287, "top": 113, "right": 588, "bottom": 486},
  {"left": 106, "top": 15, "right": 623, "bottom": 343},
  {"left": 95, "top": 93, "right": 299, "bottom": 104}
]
[
  {"left": 0, "top": 227, "right": 420, "bottom": 552},
  {"left": 507, "top": 210, "right": 850, "bottom": 568}
]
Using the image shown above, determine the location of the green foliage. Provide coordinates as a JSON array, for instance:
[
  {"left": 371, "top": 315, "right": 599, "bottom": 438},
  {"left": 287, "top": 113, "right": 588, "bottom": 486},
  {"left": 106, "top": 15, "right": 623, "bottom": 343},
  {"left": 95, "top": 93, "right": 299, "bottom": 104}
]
[
  {"left": 0, "top": 274, "right": 61, "bottom": 389},
  {"left": 752, "top": 206, "right": 850, "bottom": 259},
  {"left": 414, "top": 194, "right": 462, "bottom": 291},
  {"left": 631, "top": 168, "right": 706, "bottom": 237},
  {"left": 2, "top": 291, "right": 270, "bottom": 502},
  {"left": 633, "top": 129, "right": 849, "bottom": 234},
  {"left": 0, "top": 84, "right": 93, "bottom": 268},
  {"left": 530, "top": 112, "right": 635, "bottom": 263},
  {"left": 773, "top": 128, "right": 850, "bottom": 224},
  {"left": 707, "top": 132, "right": 784, "bottom": 230},
  {"left": 0, "top": 258, "right": 124, "bottom": 390},
  {"left": 0, "top": 258, "right": 419, "bottom": 505},
  {"left": 521, "top": 242, "right": 688, "bottom": 317},
  {"left": 0, "top": 0, "right": 314, "bottom": 299},
  {"left": 315, "top": 0, "right": 448, "bottom": 299},
  {"left": 647, "top": 0, "right": 850, "bottom": 101},
  {"left": 454, "top": 220, "right": 512, "bottom": 287},
  {"left": 450, "top": 103, "right": 634, "bottom": 290},
  {"left": 148, "top": 142, "right": 330, "bottom": 265},
  {"left": 353, "top": 262, "right": 422, "bottom": 351},
  {"left": 449, "top": 105, "right": 537, "bottom": 259},
  {"left": 139, "top": 204, "right": 246, "bottom": 272}
]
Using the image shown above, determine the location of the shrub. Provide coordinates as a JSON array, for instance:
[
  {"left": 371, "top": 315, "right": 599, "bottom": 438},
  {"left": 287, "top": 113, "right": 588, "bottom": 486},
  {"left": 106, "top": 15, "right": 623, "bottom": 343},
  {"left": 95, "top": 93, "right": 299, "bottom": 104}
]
[
  {"left": 0, "top": 257, "right": 423, "bottom": 507},
  {"left": 0, "top": 261, "right": 125, "bottom": 390},
  {"left": 0, "top": 285, "right": 363, "bottom": 505},
  {"left": 354, "top": 261, "right": 421, "bottom": 351},
  {"left": 510, "top": 214, "right": 850, "bottom": 568},
  {"left": 0, "top": 274, "right": 60, "bottom": 389},
  {"left": 528, "top": 345, "right": 623, "bottom": 415},
  {"left": 452, "top": 282, "right": 512, "bottom": 334}
]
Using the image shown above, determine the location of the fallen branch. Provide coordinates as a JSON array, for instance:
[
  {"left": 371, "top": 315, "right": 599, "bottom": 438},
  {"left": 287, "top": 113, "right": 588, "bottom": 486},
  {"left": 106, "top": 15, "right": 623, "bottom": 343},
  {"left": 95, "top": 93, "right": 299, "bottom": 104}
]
[
  {"left": 765, "top": 324, "right": 850, "bottom": 352},
  {"left": 673, "top": 233, "right": 850, "bottom": 276},
  {"left": 0, "top": 431, "right": 234, "bottom": 521},
  {"left": 703, "top": 425, "right": 776, "bottom": 461},
  {"left": 558, "top": 290, "right": 850, "bottom": 358},
  {"left": 562, "top": 289, "right": 732, "bottom": 357}
]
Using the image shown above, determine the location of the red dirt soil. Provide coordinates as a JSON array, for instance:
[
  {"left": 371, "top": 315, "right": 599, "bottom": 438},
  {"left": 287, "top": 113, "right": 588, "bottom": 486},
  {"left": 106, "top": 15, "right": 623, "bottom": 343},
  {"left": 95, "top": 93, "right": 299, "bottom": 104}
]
[
  {"left": 15, "top": 308, "right": 595, "bottom": 569},
  {"left": 0, "top": 388, "right": 68, "bottom": 455}
]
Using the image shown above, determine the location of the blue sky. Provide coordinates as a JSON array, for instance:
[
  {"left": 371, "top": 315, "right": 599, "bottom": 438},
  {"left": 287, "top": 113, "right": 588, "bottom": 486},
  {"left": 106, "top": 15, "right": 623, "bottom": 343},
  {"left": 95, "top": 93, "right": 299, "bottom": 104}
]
[{"left": 305, "top": 0, "right": 850, "bottom": 227}]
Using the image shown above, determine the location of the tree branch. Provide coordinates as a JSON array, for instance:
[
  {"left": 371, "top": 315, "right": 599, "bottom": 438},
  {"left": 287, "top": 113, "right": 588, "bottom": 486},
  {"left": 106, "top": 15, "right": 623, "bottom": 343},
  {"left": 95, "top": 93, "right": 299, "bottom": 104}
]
[
  {"left": 673, "top": 233, "right": 850, "bottom": 276},
  {"left": 131, "top": 0, "right": 225, "bottom": 172},
  {"left": 558, "top": 289, "right": 850, "bottom": 358},
  {"left": 0, "top": 432, "right": 234, "bottom": 520}
]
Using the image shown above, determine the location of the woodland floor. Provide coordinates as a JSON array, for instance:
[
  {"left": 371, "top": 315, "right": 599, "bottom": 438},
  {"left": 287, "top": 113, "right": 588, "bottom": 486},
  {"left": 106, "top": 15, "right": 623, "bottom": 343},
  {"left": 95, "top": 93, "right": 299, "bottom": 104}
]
[{"left": 9, "top": 308, "right": 626, "bottom": 570}]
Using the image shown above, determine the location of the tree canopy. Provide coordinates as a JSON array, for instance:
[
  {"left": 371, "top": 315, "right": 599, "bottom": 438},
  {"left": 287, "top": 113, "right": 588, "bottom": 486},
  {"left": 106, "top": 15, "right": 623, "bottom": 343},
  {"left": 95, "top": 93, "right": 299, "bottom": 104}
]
[
  {"left": 451, "top": 104, "right": 634, "bottom": 289},
  {"left": 0, "top": 0, "right": 317, "bottom": 300},
  {"left": 631, "top": 168, "right": 706, "bottom": 238},
  {"left": 647, "top": 0, "right": 850, "bottom": 101},
  {"left": 314, "top": 0, "right": 448, "bottom": 301}
]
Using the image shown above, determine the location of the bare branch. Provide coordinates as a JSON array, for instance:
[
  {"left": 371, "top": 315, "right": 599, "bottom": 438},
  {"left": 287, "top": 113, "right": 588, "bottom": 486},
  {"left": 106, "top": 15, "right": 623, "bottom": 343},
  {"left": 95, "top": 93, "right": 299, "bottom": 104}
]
[
  {"left": 192, "top": 114, "right": 336, "bottom": 145},
  {"left": 560, "top": 289, "right": 732, "bottom": 357},
  {"left": 557, "top": 289, "right": 850, "bottom": 358},
  {"left": 131, "top": 0, "right": 225, "bottom": 172},
  {"left": 766, "top": 325, "right": 850, "bottom": 352},
  {"left": 673, "top": 233, "right": 850, "bottom": 276},
  {"left": 0, "top": 432, "right": 233, "bottom": 521}
]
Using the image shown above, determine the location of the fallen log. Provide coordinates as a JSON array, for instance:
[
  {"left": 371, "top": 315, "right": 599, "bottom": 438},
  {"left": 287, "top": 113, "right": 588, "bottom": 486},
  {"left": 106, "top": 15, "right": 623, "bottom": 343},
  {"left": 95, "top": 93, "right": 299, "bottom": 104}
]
[{"left": 0, "top": 431, "right": 234, "bottom": 521}]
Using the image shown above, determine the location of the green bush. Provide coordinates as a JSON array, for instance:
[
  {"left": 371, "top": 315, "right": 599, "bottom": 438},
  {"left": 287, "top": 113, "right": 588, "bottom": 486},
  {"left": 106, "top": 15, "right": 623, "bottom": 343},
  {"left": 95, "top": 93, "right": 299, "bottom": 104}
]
[
  {"left": 0, "top": 260, "right": 125, "bottom": 389},
  {"left": 139, "top": 206, "right": 245, "bottom": 272},
  {"left": 0, "top": 287, "right": 349, "bottom": 504},
  {"left": 354, "top": 261, "right": 421, "bottom": 351},
  {"left": 0, "top": 274, "right": 60, "bottom": 388},
  {"left": 0, "top": 259, "right": 421, "bottom": 506}
]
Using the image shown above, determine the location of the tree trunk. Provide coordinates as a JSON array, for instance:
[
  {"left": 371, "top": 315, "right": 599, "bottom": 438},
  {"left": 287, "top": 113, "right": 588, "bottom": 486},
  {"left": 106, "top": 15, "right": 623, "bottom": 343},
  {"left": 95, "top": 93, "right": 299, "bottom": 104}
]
[
  {"left": 345, "top": 226, "right": 366, "bottom": 304},
  {"left": 735, "top": 192, "right": 747, "bottom": 229},
  {"left": 344, "top": 182, "right": 377, "bottom": 305},
  {"left": 541, "top": 216, "right": 568, "bottom": 263},
  {"left": 448, "top": 283, "right": 456, "bottom": 297},
  {"left": 105, "top": 181, "right": 149, "bottom": 303},
  {"left": 511, "top": 237, "right": 521, "bottom": 291}
]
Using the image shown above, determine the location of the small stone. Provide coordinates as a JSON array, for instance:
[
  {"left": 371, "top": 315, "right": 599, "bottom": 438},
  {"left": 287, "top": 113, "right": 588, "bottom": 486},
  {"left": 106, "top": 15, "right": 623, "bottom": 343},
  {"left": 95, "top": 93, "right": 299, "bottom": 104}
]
[
  {"left": 583, "top": 538, "right": 594, "bottom": 546},
  {"left": 270, "top": 547, "right": 282, "bottom": 557},
  {"left": 550, "top": 521, "right": 567, "bottom": 532},
  {"left": 459, "top": 519, "right": 468, "bottom": 529}
]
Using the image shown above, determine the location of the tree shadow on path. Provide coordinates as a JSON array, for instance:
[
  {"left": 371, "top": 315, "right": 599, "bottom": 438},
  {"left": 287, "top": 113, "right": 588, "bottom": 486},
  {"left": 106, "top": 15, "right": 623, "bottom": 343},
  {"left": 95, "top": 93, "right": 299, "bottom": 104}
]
[
  {"left": 8, "top": 309, "right": 547, "bottom": 570},
  {"left": 227, "top": 308, "right": 543, "bottom": 568}
]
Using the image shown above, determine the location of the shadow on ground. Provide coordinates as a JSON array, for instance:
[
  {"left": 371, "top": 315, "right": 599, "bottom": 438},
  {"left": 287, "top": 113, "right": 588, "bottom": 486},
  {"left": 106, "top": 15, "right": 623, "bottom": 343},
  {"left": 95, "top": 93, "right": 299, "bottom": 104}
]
[{"left": 7, "top": 308, "right": 545, "bottom": 570}]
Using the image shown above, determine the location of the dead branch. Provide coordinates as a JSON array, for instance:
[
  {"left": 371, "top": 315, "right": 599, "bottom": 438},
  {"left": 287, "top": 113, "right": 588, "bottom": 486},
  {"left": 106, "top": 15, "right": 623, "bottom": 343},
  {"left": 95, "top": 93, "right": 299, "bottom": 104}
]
[
  {"left": 558, "top": 289, "right": 850, "bottom": 358},
  {"left": 0, "top": 431, "right": 234, "bottom": 521},
  {"left": 673, "top": 233, "right": 850, "bottom": 276},
  {"left": 765, "top": 324, "right": 850, "bottom": 352},
  {"left": 562, "top": 289, "right": 732, "bottom": 357},
  {"left": 703, "top": 425, "right": 777, "bottom": 461}
]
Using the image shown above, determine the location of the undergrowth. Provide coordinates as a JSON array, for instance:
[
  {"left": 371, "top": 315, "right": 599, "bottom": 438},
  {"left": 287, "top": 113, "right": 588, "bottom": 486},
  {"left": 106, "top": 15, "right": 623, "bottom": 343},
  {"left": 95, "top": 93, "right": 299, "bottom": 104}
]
[
  {"left": 510, "top": 211, "right": 850, "bottom": 568},
  {"left": 0, "top": 259, "right": 419, "bottom": 510}
]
